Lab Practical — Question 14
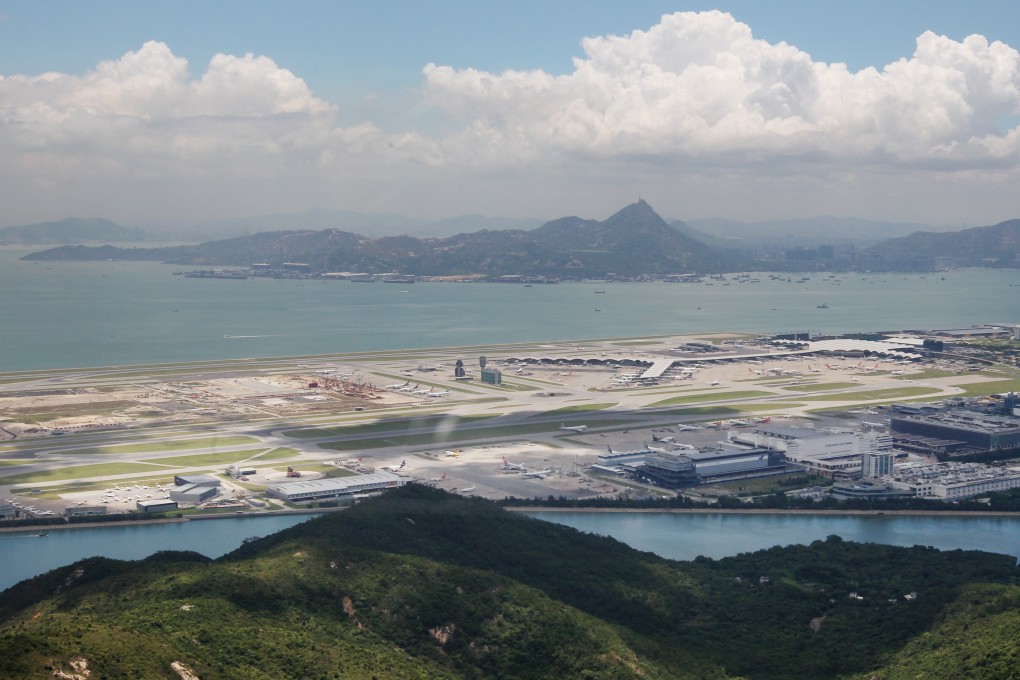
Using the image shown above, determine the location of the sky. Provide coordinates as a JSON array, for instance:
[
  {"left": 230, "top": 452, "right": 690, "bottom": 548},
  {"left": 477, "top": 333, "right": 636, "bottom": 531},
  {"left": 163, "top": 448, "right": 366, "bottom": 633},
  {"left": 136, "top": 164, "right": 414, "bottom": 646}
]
[{"left": 3, "top": 1, "right": 1020, "bottom": 229}]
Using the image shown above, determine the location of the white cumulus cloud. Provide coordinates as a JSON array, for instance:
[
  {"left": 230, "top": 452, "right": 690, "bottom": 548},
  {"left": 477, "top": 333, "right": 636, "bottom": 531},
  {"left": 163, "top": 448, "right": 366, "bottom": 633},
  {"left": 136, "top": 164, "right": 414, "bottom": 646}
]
[{"left": 423, "top": 11, "right": 1020, "bottom": 169}]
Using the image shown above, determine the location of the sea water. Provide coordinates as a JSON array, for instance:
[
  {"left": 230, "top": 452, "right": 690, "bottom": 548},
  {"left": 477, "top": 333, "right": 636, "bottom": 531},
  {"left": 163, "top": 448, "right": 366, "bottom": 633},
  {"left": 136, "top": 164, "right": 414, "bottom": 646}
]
[{"left": 2, "top": 247, "right": 1018, "bottom": 371}]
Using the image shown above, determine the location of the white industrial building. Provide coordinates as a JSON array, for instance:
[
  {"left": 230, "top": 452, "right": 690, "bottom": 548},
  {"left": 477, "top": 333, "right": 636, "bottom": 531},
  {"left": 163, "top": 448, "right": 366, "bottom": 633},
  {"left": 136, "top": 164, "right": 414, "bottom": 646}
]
[
  {"left": 884, "top": 462, "right": 1020, "bottom": 500},
  {"left": 266, "top": 472, "right": 406, "bottom": 502},
  {"left": 730, "top": 426, "right": 891, "bottom": 478}
]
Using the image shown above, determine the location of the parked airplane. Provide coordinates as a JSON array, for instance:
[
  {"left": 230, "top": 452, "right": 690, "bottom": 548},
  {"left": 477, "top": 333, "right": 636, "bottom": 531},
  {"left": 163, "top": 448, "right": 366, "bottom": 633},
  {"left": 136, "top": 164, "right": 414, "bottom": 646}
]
[
  {"left": 501, "top": 456, "right": 527, "bottom": 472},
  {"left": 709, "top": 380, "right": 720, "bottom": 386},
  {"left": 459, "top": 486, "right": 476, "bottom": 494},
  {"left": 676, "top": 424, "right": 702, "bottom": 431},
  {"left": 385, "top": 381, "right": 409, "bottom": 389},
  {"left": 559, "top": 423, "right": 588, "bottom": 433},
  {"left": 521, "top": 469, "right": 553, "bottom": 479},
  {"left": 428, "top": 473, "right": 447, "bottom": 483},
  {"left": 443, "top": 449, "right": 461, "bottom": 458},
  {"left": 651, "top": 434, "right": 676, "bottom": 443},
  {"left": 645, "top": 442, "right": 667, "bottom": 453},
  {"left": 382, "top": 460, "right": 407, "bottom": 472},
  {"left": 426, "top": 390, "right": 450, "bottom": 397}
]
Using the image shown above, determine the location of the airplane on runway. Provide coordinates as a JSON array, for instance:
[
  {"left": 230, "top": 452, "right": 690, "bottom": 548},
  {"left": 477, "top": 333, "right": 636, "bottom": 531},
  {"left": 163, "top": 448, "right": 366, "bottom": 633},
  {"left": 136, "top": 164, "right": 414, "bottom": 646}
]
[
  {"left": 559, "top": 423, "right": 588, "bottom": 433},
  {"left": 709, "top": 380, "right": 720, "bottom": 386},
  {"left": 459, "top": 486, "right": 476, "bottom": 493},
  {"left": 676, "top": 424, "right": 702, "bottom": 431}
]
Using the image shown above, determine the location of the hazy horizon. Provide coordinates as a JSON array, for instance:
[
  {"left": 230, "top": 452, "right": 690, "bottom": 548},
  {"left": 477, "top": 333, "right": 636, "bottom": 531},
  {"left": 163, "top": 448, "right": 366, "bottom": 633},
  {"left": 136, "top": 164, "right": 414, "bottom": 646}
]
[{"left": 5, "top": 3, "right": 1020, "bottom": 231}]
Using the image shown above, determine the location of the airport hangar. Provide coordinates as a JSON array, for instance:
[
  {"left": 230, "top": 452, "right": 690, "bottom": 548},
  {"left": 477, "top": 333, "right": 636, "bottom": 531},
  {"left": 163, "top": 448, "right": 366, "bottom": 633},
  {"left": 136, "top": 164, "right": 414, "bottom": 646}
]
[{"left": 266, "top": 472, "right": 406, "bottom": 502}]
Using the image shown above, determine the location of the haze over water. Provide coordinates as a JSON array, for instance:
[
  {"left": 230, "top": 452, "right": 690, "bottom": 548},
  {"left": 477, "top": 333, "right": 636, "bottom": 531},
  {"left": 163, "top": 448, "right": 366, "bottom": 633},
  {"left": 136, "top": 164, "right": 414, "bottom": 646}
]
[{"left": 3, "top": 248, "right": 1017, "bottom": 372}]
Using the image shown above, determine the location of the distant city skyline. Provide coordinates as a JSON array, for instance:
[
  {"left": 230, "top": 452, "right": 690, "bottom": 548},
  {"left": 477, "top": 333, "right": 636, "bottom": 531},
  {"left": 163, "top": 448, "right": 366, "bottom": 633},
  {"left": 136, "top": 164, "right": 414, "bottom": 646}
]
[{"left": 3, "top": 1, "right": 1020, "bottom": 229}]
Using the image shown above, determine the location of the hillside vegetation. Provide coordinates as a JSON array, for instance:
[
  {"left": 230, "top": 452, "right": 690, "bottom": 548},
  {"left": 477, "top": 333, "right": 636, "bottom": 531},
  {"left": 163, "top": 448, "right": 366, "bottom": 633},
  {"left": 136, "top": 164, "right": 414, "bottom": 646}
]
[{"left": 1, "top": 485, "right": 1019, "bottom": 679}]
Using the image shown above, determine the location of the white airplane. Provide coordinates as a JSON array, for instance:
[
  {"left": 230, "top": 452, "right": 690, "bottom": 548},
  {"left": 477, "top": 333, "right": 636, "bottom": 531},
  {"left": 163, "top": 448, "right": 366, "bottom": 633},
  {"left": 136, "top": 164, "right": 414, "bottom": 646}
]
[
  {"left": 426, "top": 390, "right": 450, "bottom": 397},
  {"left": 443, "top": 449, "right": 461, "bottom": 458},
  {"left": 382, "top": 460, "right": 407, "bottom": 472},
  {"left": 559, "top": 423, "right": 588, "bottom": 433},
  {"left": 651, "top": 434, "right": 676, "bottom": 443},
  {"left": 645, "top": 442, "right": 667, "bottom": 453},
  {"left": 676, "top": 424, "right": 702, "bottom": 431},
  {"left": 501, "top": 456, "right": 527, "bottom": 472},
  {"left": 385, "top": 381, "right": 409, "bottom": 389},
  {"left": 428, "top": 473, "right": 446, "bottom": 483},
  {"left": 412, "top": 389, "right": 433, "bottom": 395},
  {"left": 459, "top": 486, "right": 476, "bottom": 494},
  {"left": 709, "top": 380, "right": 720, "bottom": 386},
  {"left": 521, "top": 469, "right": 553, "bottom": 479}
]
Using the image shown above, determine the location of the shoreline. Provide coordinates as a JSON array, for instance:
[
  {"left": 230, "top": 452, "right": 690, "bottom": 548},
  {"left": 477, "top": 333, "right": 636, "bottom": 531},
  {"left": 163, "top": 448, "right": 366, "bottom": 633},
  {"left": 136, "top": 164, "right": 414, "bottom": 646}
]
[
  {"left": 5, "top": 505, "right": 1020, "bottom": 533},
  {"left": 507, "top": 506, "right": 1020, "bottom": 517},
  {"left": 0, "top": 507, "right": 338, "bottom": 534}
]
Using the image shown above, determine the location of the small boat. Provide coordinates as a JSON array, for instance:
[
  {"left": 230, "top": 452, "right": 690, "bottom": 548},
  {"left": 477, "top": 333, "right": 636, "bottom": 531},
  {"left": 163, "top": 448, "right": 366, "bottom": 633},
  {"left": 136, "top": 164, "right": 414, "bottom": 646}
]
[{"left": 817, "top": 303, "right": 829, "bottom": 309}]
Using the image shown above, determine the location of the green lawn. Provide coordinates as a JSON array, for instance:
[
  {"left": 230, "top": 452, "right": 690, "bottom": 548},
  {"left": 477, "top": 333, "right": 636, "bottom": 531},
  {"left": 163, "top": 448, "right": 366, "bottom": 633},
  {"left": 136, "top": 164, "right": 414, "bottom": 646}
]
[
  {"left": 318, "top": 420, "right": 631, "bottom": 451},
  {"left": 646, "top": 390, "right": 773, "bottom": 408},
  {"left": 251, "top": 447, "right": 301, "bottom": 461},
  {"left": 953, "top": 379, "right": 1020, "bottom": 397},
  {"left": 661, "top": 403, "right": 805, "bottom": 417},
  {"left": 534, "top": 403, "right": 617, "bottom": 416},
  {"left": 285, "top": 415, "right": 496, "bottom": 439},
  {"left": 142, "top": 448, "right": 273, "bottom": 468},
  {"left": 62, "top": 435, "right": 260, "bottom": 456},
  {"left": 781, "top": 382, "right": 859, "bottom": 392},
  {"left": 799, "top": 386, "right": 941, "bottom": 401},
  {"left": 0, "top": 461, "right": 168, "bottom": 485}
]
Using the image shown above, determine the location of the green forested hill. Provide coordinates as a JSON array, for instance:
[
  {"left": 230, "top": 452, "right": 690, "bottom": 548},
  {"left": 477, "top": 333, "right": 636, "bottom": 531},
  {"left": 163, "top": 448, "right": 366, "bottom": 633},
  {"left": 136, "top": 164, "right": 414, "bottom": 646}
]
[{"left": 1, "top": 486, "right": 1018, "bottom": 679}]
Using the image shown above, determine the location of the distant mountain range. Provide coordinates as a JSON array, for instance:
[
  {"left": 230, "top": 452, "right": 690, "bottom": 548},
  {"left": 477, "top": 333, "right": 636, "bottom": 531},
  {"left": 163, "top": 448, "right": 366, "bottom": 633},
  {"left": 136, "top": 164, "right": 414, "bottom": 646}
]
[
  {"left": 14, "top": 207, "right": 1020, "bottom": 273},
  {"left": 23, "top": 200, "right": 744, "bottom": 277},
  {"left": 685, "top": 216, "right": 957, "bottom": 248},
  {"left": 865, "top": 219, "right": 1020, "bottom": 267},
  {"left": 163, "top": 208, "right": 546, "bottom": 240},
  {"left": 0, "top": 217, "right": 146, "bottom": 245}
]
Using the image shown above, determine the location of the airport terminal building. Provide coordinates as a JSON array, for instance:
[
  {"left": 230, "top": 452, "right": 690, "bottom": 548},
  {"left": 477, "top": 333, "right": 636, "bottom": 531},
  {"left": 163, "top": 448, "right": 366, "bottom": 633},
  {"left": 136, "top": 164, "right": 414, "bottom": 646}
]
[
  {"left": 890, "top": 411, "right": 1020, "bottom": 453},
  {"left": 636, "top": 446, "right": 784, "bottom": 489},
  {"left": 266, "top": 472, "right": 406, "bottom": 502}
]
